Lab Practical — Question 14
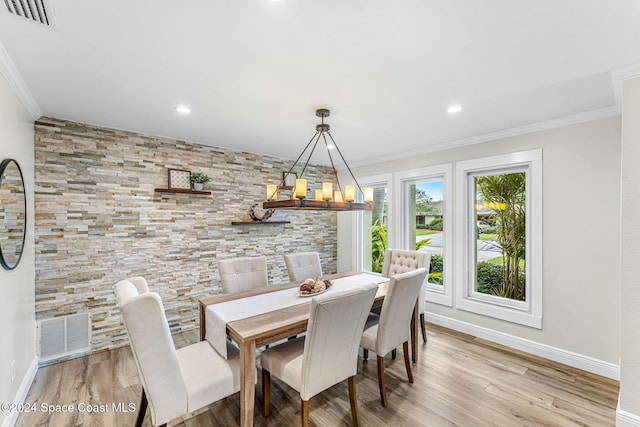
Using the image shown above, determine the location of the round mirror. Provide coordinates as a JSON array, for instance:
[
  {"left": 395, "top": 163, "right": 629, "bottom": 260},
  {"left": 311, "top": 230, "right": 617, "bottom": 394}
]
[{"left": 0, "top": 159, "right": 26, "bottom": 270}]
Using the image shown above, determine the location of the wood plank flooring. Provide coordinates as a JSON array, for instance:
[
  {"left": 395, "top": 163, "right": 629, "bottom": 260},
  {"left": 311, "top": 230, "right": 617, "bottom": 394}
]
[{"left": 16, "top": 323, "right": 618, "bottom": 426}]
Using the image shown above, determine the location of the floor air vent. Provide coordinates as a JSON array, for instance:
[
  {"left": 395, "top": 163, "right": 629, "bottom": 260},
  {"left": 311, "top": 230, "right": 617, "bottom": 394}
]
[
  {"left": 38, "top": 313, "right": 90, "bottom": 363},
  {"left": 3, "top": 0, "right": 55, "bottom": 27}
]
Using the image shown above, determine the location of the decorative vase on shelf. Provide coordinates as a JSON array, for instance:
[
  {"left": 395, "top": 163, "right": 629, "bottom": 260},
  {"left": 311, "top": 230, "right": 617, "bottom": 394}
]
[{"left": 190, "top": 172, "right": 209, "bottom": 191}]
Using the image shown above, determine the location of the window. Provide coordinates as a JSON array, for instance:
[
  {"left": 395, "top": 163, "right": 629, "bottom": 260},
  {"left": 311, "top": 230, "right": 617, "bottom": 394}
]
[
  {"left": 397, "top": 165, "right": 453, "bottom": 306},
  {"left": 456, "top": 150, "right": 542, "bottom": 328},
  {"left": 355, "top": 174, "right": 393, "bottom": 273}
]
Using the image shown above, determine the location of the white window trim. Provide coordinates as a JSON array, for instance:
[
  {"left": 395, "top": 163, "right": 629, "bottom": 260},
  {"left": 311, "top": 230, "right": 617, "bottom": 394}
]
[
  {"left": 353, "top": 173, "right": 394, "bottom": 273},
  {"left": 396, "top": 164, "right": 453, "bottom": 307},
  {"left": 455, "top": 149, "right": 542, "bottom": 329}
]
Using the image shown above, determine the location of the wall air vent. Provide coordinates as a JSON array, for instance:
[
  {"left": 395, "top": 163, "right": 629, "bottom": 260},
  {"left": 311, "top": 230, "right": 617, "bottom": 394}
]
[
  {"left": 37, "top": 313, "right": 91, "bottom": 364},
  {"left": 3, "top": 0, "right": 56, "bottom": 27}
]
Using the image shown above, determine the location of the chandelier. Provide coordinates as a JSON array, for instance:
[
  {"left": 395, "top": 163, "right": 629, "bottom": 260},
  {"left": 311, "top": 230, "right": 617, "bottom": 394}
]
[{"left": 263, "top": 109, "right": 374, "bottom": 211}]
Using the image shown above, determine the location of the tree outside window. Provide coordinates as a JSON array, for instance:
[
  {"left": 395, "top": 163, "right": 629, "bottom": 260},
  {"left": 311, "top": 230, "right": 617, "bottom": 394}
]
[{"left": 474, "top": 172, "right": 526, "bottom": 301}]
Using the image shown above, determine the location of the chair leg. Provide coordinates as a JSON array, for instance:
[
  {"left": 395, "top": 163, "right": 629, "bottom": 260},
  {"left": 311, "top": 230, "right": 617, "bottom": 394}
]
[
  {"left": 420, "top": 313, "right": 427, "bottom": 343},
  {"left": 403, "top": 341, "right": 414, "bottom": 384},
  {"left": 262, "top": 369, "right": 271, "bottom": 417},
  {"left": 348, "top": 376, "right": 359, "bottom": 427},
  {"left": 135, "top": 389, "right": 148, "bottom": 427},
  {"left": 363, "top": 349, "right": 368, "bottom": 363},
  {"left": 391, "top": 349, "right": 396, "bottom": 360},
  {"left": 301, "top": 399, "right": 310, "bottom": 427},
  {"left": 377, "top": 355, "right": 387, "bottom": 407}
]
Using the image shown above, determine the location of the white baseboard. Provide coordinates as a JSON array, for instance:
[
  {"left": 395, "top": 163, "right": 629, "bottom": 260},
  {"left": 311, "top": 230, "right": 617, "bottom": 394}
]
[
  {"left": 617, "top": 395, "right": 640, "bottom": 426},
  {"left": 427, "top": 313, "right": 620, "bottom": 380},
  {"left": 1, "top": 355, "right": 38, "bottom": 427}
]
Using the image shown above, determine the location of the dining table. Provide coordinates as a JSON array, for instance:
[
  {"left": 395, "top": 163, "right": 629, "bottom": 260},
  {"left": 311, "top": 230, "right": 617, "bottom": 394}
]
[{"left": 198, "top": 271, "right": 419, "bottom": 427}]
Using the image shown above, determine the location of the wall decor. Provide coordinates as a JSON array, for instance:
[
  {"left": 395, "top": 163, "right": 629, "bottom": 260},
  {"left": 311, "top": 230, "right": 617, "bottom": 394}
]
[
  {"left": 248, "top": 204, "right": 275, "bottom": 221},
  {"left": 168, "top": 169, "right": 191, "bottom": 189},
  {"left": 0, "top": 158, "right": 26, "bottom": 270}
]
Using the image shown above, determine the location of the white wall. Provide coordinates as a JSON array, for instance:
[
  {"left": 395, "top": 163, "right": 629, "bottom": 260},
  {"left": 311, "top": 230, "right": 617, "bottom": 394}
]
[
  {"left": 339, "top": 117, "right": 621, "bottom": 369},
  {"left": 619, "top": 77, "right": 640, "bottom": 421},
  {"left": 0, "top": 71, "right": 36, "bottom": 427}
]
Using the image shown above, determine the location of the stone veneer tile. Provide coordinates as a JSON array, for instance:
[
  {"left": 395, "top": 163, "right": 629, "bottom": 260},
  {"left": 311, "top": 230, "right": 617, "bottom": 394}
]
[{"left": 35, "top": 117, "right": 337, "bottom": 353}]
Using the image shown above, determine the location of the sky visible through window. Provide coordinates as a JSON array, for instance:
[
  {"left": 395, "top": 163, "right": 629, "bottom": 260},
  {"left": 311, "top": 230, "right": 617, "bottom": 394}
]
[{"left": 416, "top": 181, "right": 443, "bottom": 201}]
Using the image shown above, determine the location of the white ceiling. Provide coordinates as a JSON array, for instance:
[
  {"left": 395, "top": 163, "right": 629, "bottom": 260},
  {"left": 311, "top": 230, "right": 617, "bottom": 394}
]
[{"left": 1, "top": 0, "right": 640, "bottom": 166}]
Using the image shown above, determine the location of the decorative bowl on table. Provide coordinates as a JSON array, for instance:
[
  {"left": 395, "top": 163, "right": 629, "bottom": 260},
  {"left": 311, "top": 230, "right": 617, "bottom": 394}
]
[{"left": 298, "top": 278, "right": 332, "bottom": 297}]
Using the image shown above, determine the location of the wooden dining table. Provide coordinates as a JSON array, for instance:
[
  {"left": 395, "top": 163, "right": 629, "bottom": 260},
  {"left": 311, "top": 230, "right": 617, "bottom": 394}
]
[{"left": 198, "top": 271, "right": 419, "bottom": 427}]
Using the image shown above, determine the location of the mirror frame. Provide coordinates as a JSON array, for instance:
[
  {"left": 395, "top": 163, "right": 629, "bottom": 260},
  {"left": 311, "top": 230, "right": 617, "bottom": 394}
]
[{"left": 0, "top": 158, "right": 26, "bottom": 270}]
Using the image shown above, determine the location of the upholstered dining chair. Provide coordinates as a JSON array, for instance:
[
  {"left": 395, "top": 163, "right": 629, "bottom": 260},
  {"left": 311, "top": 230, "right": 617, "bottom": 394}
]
[
  {"left": 381, "top": 249, "right": 431, "bottom": 343},
  {"left": 261, "top": 283, "right": 379, "bottom": 427},
  {"left": 114, "top": 277, "right": 241, "bottom": 427},
  {"left": 218, "top": 255, "right": 268, "bottom": 293},
  {"left": 360, "top": 268, "right": 428, "bottom": 407},
  {"left": 284, "top": 252, "right": 323, "bottom": 282}
]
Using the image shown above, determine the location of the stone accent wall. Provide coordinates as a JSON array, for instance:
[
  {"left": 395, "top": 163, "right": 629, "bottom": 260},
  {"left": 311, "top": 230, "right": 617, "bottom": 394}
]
[{"left": 34, "top": 117, "right": 337, "bottom": 353}]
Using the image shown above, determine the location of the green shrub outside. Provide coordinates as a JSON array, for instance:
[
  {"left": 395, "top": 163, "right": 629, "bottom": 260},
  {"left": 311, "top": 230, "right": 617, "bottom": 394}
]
[
  {"left": 476, "top": 261, "right": 525, "bottom": 298},
  {"left": 430, "top": 254, "right": 443, "bottom": 274},
  {"left": 428, "top": 254, "right": 443, "bottom": 285},
  {"left": 484, "top": 225, "right": 498, "bottom": 234},
  {"left": 427, "top": 217, "right": 443, "bottom": 231}
]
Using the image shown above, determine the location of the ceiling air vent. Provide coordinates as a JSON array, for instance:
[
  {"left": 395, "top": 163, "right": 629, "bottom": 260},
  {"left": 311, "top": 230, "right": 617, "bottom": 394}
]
[{"left": 3, "top": 0, "right": 55, "bottom": 27}]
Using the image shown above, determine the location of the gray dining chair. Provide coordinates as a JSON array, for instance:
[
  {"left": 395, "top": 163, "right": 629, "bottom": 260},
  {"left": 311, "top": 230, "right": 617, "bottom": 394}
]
[
  {"left": 114, "top": 277, "right": 241, "bottom": 427},
  {"left": 360, "top": 268, "right": 428, "bottom": 407},
  {"left": 284, "top": 252, "right": 323, "bottom": 282},
  {"left": 381, "top": 249, "right": 431, "bottom": 343},
  {"left": 218, "top": 255, "right": 268, "bottom": 293},
  {"left": 261, "top": 283, "right": 379, "bottom": 427}
]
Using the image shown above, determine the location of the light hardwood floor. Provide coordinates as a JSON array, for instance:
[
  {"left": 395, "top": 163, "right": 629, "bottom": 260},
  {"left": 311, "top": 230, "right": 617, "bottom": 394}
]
[{"left": 16, "top": 323, "right": 618, "bottom": 426}]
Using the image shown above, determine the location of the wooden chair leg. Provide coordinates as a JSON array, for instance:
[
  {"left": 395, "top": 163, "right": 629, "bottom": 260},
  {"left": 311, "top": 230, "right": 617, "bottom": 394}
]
[
  {"left": 301, "top": 399, "right": 310, "bottom": 427},
  {"left": 391, "top": 349, "right": 397, "bottom": 359},
  {"left": 403, "top": 341, "right": 413, "bottom": 384},
  {"left": 135, "top": 389, "right": 148, "bottom": 427},
  {"left": 377, "top": 355, "right": 387, "bottom": 407},
  {"left": 363, "top": 349, "right": 368, "bottom": 363},
  {"left": 420, "top": 313, "right": 427, "bottom": 343},
  {"left": 348, "top": 376, "right": 359, "bottom": 427},
  {"left": 262, "top": 369, "right": 271, "bottom": 417}
]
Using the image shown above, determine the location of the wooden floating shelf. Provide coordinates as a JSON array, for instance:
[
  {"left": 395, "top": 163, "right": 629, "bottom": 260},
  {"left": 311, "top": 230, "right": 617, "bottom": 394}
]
[
  {"left": 231, "top": 221, "right": 291, "bottom": 225},
  {"left": 155, "top": 188, "right": 211, "bottom": 195}
]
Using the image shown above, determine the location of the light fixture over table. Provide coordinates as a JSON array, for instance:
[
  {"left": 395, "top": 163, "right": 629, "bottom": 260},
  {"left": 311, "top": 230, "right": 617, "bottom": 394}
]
[{"left": 263, "top": 109, "right": 374, "bottom": 211}]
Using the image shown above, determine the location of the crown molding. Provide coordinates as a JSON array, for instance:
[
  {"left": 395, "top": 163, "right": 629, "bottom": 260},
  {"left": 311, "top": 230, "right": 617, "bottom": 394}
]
[
  {"left": 349, "top": 105, "right": 620, "bottom": 169},
  {"left": 350, "top": 65, "right": 640, "bottom": 170},
  {"left": 0, "top": 39, "right": 42, "bottom": 120},
  {"left": 611, "top": 63, "right": 640, "bottom": 107}
]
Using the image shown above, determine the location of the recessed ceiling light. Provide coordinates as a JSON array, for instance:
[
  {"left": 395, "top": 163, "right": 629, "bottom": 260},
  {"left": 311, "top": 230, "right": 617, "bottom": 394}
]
[
  {"left": 175, "top": 105, "right": 191, "bottom": 114},
  {"left": 327, "top": 144, "right": 335, "bottom": 150},
  {"left": 447, "top": 104, "right": 463, "bottom": 114}
]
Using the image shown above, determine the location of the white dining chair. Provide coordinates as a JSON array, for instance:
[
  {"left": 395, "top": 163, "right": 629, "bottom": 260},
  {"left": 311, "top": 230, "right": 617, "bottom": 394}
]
[
  {"left": 114, "top": 277, "right": 241, "bottom": 427},
  {"left": 360, "top": 268, "right": 428, "bottom": 407},
  {"left": 284, "top": 252, "right": 323, "bottom": 282},
  {"left": 381, "top": 249, "right": 431, "bottom": 343},
  {"left": 260, "top": 283, "right": 379, "bottom": 427},
  {"left": 218, "top": 255, "right": 268, "bottom": 293}
]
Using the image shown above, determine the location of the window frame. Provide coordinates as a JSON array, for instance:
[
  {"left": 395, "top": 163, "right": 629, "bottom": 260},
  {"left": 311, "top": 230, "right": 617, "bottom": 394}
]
[
  {"left": 396, "top": 164, "right": 453, "bottom": 306},
  {"left": 455, "top": 150, "right": 542, "bottom": 328},
  {"left": 354, "top": 173, "right": 394, "bottom": 273}
]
